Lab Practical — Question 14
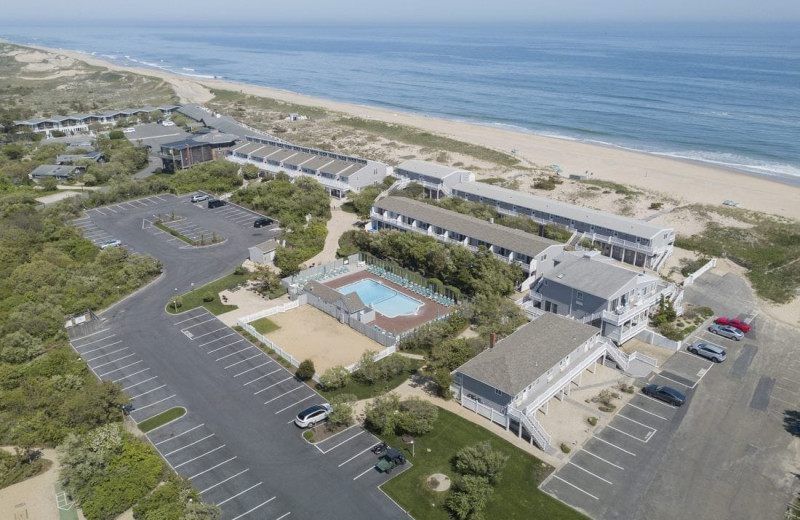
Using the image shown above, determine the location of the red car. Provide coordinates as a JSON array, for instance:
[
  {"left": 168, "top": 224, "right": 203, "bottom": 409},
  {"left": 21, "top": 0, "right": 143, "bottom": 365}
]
[{"left": 714, "top": 317, "right": 751, "bottom": 333}]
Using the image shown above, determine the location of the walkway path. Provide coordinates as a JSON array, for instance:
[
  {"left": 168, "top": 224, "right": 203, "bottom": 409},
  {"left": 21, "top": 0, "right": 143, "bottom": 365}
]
[{"left": 305, "top": 204, "right": 360, "bottom": 267}]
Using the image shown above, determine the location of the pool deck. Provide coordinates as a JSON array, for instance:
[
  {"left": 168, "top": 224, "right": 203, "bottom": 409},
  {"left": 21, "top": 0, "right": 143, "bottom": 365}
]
[{"left": 324, "top": 270, "right": 451, "bottom": 335}]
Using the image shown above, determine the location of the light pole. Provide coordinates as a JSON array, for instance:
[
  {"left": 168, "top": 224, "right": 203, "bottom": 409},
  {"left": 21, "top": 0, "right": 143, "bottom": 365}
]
[{"left": 173, "top": 288, "right": 178, "bottom": 312}]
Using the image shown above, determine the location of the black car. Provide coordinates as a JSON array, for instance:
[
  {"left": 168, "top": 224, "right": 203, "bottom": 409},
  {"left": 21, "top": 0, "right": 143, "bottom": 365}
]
[
  {"left": 207, "top": 198, "right": 226, "bottom": 209},
  {"left": 642, "top": 384, "right": 686, "bottom": 406},
  {"left": 254, "top": 217, "right": 273, "bottom": 228}
]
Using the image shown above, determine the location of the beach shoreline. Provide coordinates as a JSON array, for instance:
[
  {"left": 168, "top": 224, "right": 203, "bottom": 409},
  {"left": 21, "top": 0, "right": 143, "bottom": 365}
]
[{"left": 8, "top": 40, "right": 800, "bottom": 222}]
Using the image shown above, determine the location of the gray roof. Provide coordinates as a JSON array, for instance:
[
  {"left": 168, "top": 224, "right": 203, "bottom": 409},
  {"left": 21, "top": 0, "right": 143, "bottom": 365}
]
[
  {"left": 29, "top": 164, "right": 79, "bottom": 178},
  {"left": 193, "top": 132, "right": 239, "bottom": 145},
  {"left": 233, "top": 142, "right": 266, "bottom": 156},
  {"left": 302, "top": 156, "right": 334, "bottom": 171},
  {"left": 252, "top": 145, "right": 281, "bottom": 160},
  {"left": 452, "top": 182, "right": 670, "bottom": 239},
  {"left": 456, "top": 313, "right": 599, "bottom": 396},
  {"left": 320, "top": 159, "right": 353, "bottom": 176},
  {"left": 395, "top": 160, "right": 468, "bottom": 180},
  {"left": 544, "top": 252, "right": 658, "bottom": 300},
  {"left": 56, "top": 152, "right": 103, "bottom": 164},
  {"left": 304, "top": 281, "right": 366, "bottom": 313},
  {"left": 269, "top": 149, "right": 298, "bottom": 162},
  {"left": 283, "top": 152, "right": 316, "bottom": 167},
  {"left": 338, "top": 164, "right": 366, "bottom": 178},
  {"left": 374, "top": 196, "right": 562, "bottom": 258},
  {"left": 254, "top": 239, "right": 278, "bottom": 252}
]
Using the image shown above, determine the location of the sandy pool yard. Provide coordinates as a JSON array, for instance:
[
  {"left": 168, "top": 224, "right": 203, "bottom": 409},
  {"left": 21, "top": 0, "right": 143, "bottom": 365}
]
[{"left": 264, "top": 304, "right": 384, "bottom": 374}]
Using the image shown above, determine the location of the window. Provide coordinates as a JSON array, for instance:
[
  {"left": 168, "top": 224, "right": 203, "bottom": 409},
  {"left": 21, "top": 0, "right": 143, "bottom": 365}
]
[
  {"left": 576, "top": 291, "right": 583, "bottom": 301},
  {"left": 494, "top": 388, "right": 502, "bottom": 396}
]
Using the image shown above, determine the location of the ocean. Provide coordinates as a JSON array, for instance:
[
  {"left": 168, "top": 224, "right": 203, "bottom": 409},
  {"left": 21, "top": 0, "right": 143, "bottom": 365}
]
[{"left": 2, "top": 22, "right": 799, "bottom": 181}]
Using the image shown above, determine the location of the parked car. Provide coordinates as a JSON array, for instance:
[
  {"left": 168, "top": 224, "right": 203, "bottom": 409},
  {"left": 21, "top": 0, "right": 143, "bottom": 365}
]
[
  {"left": 162, "top": 120, "right": 175, "bottom": 127},
  {"left": 99, "top": 239, "right": 122, "bottom": 249},
  {"left": 191, "top": 193, "right": 209, "bottom": 203},
  {"left": 207, "top": 198, "right": 226, "bottom": 209},
  {"left": 122, "top": 127, "right": 136, "bottom": 134},
  {"left": 294, "top": 403, "right": 332, "bottom": 428},
  {"left": 642, "top": 384, "right": 686, "bottom": 406},
  {"left": 253, "top": 217, "right": 273, "bottom": 228},
  {"left": 687, "top": 341, "right": 727, "bottom": 363},
  {"left": 714, "top": 317, "right": 751, "bottom": 333},
  {"left": 708, "top": 323, "right": 744, "bottom": 341}
]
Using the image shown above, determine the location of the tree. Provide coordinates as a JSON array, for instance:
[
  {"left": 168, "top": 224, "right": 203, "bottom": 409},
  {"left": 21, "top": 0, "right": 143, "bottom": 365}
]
[
  {"left": 319, "top": 365, "right": 350, "bottom": 390},
  {"left": 445, "top": 475, "right": 493, "bottom": 520},
  {"left": 296, "top": 359, "right": 316, "bottom": 381},
  {"left": 453, "top": 441, "right": 509, "bottom": 484},
  {"left": 395, "top": 398, "right": 438, "bottom": 436},
  {"left": 433, "top": 368, "right": 453, "bottom": 399},
  {"left": 347, "top": 185, "right": 382, "bottom": 219},
  {"left": 364, "top": 392, "right": 400, "bottom": 436},
  {"left": 430, "top": 338, "right": 474, "bottom": 371},
  {"left": 242, "top": 163, "right": 261, "bottom": 180},
  {"left": 327, "top": 393, "right": 357, "bottom": 430},
  {"left": 354, "top": 350, "right": 378, "bottom": 384}
]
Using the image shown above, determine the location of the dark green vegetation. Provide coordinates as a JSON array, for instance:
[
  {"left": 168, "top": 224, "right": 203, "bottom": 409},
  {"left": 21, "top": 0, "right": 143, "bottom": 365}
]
[
  {"left": 137, "top": 407, "right": 187, "bottom": 433},
  {"left": 154, "top": 220, "right": 195, "bottom": 245},
  {"left": 381, "top": 407, "right": 587, "bottom": 520},
  {"left": 0, "top": 448, "right": 52, "bottom": 490},
  {"left": 0, "top": 43, "right": 177, "bottom": 128},
  {"left": 675, "top": 205, "right": 800, "bottom": 303},
  {"left": 167, "top": 271, "right": 251, "bottom": 315},
  {"left": 319, "top": 354, "right": 423, "bottom": 400},
  {"left": 207, "top": 89, "right": 328, "bottom": 120},
  {"left": 338, "top": 118, "right": 519, "bottom": 167},
  {"left": 231, "top": 174, "right": 331, "bottom": 275},
  {"left": 580, "top": 179, "right": 641, "bottom": 196}
]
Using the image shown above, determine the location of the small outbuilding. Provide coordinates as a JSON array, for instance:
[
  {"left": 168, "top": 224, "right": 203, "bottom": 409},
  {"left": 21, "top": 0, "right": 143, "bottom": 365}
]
[{"left": 248, "top": 239, "right": 279, "bottom": 265}]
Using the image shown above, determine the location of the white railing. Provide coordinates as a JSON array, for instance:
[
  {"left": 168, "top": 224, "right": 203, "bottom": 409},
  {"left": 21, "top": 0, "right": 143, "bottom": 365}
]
[
  {"left": 507, "top": 406, "right": 550, "bottom": 451},
  {"left": 344, "top": 345, "right": 397, "bottom": 372},
  {"left": 603, "top": 342, "right": 630, "bottom": 371},
  {"left": 683, "top": 257, "right": 717, "bottom": 287},
  {"left": 237, "top": 300, "right": 300, "bottom": 325},
  {"left": 629, "top": 351, "right": 659, "bottom": 367},
  {"left": 238, "top": 321, "right": 320, "bottom": 383}
]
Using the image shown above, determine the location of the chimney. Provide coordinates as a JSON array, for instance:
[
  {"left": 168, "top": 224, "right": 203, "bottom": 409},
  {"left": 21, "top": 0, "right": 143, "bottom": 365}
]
[{"left": 489, "top": 332, "right": 497, "bottom": 349}]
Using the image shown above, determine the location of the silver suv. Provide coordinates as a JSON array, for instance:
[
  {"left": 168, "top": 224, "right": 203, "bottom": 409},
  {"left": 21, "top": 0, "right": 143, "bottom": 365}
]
[
  {"left": 688, "top": 341, "right": 727, "bottom": 363},
  {"left": 708, "top": 323, "right": 744, "bottom": 341}
]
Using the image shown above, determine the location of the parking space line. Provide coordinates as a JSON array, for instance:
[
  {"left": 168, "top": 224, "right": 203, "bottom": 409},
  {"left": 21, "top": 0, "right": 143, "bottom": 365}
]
[
  {"left": 274, "top": 394, "right": 314, "bottom": 414},
  {"left": 320, "top": 428, "right": 365, "bottom": 454},
  {"left": 353, "top": 466, "right": 374, "bottom": 481},
  {"left": 769, "top": 395, "right": 795, "bottom": 406},
  {"left": 79, "top": 340, "right": 124, "bottom": 355},
  {"left": 607, "top": 425, "right": 649, "bottom": 443},
  {"left": 552, "top": 475, "right": 599, "bottom": 500},
  {"left": 199, "top": 332, "right": 236, "bottom": 347},
  {"left": 189, "top": 456, "right": 237, "bottom": 479},
  {"left": 130, "top": 394, "right": 175, "bottom": 412},
  {"left": 123, "top": 376, "right": 159, "bottom": 391},
  {"left": 254, "top": 376, "right": 293, "bottom": 394},
  {"left": 569, "top": 462, "right": 613, "bottom": 484},
  {"left": 208, "top": 339, "right": 245, "bottom": 354},
  {"left": 173, "top": 445, "right": 226, "bottom": 469},
  {"left": 74, "top": 334, "right": 116, "bottom": 347},
  {"left": 112, "top": 367, "right": 150, "bottom": 383},
  {"left": 339, "top": 445, "right": 377, "bottom": 467},
  {"left": 163, "top": 434, "right": 216, "bottom": 457},
  {"left": 190, "top": 326, "right": 230, "bottom": 341},
  {"left": 617, "top": 414, "right": 658, "bottom": 431},
  {"left": 180, "top": 318, "right": 218, "bottom": 331},
  {"left": 234, "top": 361, "right": 272, "bottom": 377},
  {"left": 98, "top": 360, "right": 143, "bottom": 377},
  {"left": 174, "top": 313, "right": 209, "bottom": 325},
  {"left": 217, "top": 482, "right": 263, "bottom": 506},
  {"left": 224, "top": 353, "right": 263, "bottom": 369},
  {"left": 229, "top": 497, "right": 275, "bottom": 520},
  {"left": 69, "top": 327, "right": 111, "bottom": 341},
  {"left": 199, "top": 468, "right": 248, "bottom": 493},
  {"left": 274, "top": 513, "right": 291, "bottom": 520},
  {"left": 91, "top": 353, "right": 137, "bottom": 369},
  {"left": 582, "top": 449, "right": 624, "bottom": 470},
  {"left": 216, "top": 345, "right": 256, "bottom": 362},
  {"left": 153, "top": 424, "right": 205, "bottom": 446},
  {"left": 594, "top": 436, "right": 637, "bottom": 456},
  {"left": 264, "top": 386, "right": 303, "bottom": 404},
  {"left": 130, "top": 384, "right": 168, "bottom": 400},
  {"left": 626, "top": 403, "right": 668, "bottom": 420},
  {"left": 656, "top": 372, "right": 694, "bottom": 388},
  {"left": 639, "top": 394, "right": 681, "bottom": 409},
  {"left": 85, "top": 346, "right": 128, "bottom": 362},
  {"left": 244, "top": 369, "right": 283, "bottom": 386}
]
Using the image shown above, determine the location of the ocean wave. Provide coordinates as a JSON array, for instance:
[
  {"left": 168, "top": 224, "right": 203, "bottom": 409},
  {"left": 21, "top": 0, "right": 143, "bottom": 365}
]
[{"left": 652, "top": 150, "right": 800, "bottom": 179}]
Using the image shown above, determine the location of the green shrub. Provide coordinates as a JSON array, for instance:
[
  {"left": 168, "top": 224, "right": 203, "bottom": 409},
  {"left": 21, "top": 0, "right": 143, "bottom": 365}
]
[
  {"left": 319, "top": 366, "right": 350, "bottom": 390},
  {"left": 296, "top": 359, "right": 316, "bottom": 381},
  {"left": 560, "top": 443, "right": 571, "bottom": 454},
  {"left": 108, "top": 130, "right": 124, "bottom": 140},
  {"left": 453, "top": 441, "right": 509, "bottom": 484},
  {"left": 202, "top": 292, "right": 215, "bottom": 303},
  {"left": 587, "top": 416, "right": 598, "bottom": 426}
]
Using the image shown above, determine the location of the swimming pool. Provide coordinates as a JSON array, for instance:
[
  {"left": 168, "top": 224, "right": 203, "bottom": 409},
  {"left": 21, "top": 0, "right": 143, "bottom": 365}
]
[{"left": 338, "top": 279, "right": 423, "bottom": 318}]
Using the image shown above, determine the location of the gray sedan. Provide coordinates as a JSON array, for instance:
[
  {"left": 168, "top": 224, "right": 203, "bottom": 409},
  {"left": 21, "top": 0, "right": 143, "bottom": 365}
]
[
  {"left": 708, "top": 323, "right": 744, "bottom": 341},
  {"left": 688, "top": 341, "right": 727, "bottom": 362}
]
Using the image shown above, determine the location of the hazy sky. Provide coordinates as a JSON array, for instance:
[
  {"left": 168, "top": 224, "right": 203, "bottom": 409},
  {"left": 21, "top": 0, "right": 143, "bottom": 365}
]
[{"left": 5, "top": 0, "right": 800, "bottom": 23}]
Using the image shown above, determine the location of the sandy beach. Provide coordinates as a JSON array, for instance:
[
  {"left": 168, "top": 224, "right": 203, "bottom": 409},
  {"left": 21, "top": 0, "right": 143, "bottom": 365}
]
[{"left": 11, "top": 42, "right": 800, "bottom": 223}]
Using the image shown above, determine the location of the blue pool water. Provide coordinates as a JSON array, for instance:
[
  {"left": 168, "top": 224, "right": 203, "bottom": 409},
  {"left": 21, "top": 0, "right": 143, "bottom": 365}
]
[{"left": 338, "top": 279, "right": 422, "bottom": 318}]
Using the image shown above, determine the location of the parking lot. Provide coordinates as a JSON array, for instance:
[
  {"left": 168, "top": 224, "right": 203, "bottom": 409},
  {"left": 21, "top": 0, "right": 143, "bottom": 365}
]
[{"left": 541, "top": 351, "right": 712, "bottom": 519}]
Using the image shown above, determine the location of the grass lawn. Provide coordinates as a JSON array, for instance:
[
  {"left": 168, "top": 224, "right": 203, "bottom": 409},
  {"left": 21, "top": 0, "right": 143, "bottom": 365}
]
[
  {"left": 252, "top": 317, "right": 280, "bottom": 334},
  {"left": 319, "top": 360, "right": 424, "bottom": 400},
  {"left": 138, "top": 407, "right": 186, "bottom": 433},
  {"left": 381, "top": 407, "right": 588, "bottom": 520},
  {"left": 168, "top": 272, "right": 250, "bottom": 315}
]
